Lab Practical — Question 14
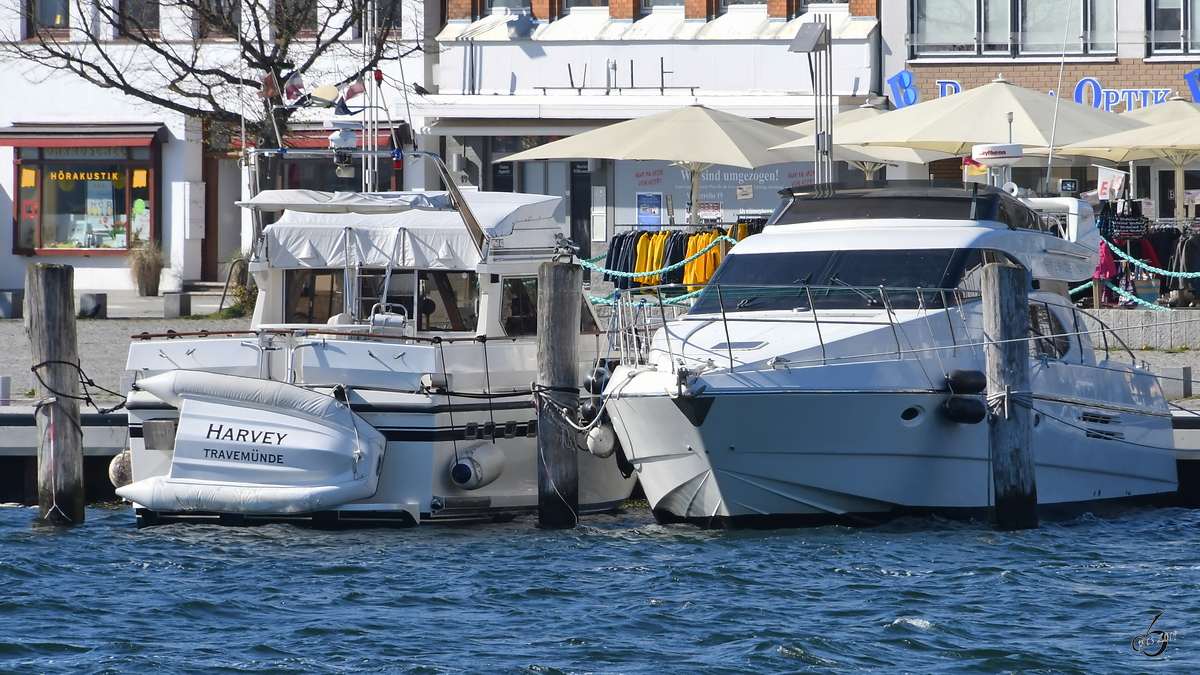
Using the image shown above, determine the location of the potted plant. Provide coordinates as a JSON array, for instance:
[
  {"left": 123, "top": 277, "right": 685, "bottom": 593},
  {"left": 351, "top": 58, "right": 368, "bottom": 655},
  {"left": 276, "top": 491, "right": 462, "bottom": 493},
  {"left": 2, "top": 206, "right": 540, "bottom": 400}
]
[{"left": 128, "top": 244, "right": 164, "bottom": 296}]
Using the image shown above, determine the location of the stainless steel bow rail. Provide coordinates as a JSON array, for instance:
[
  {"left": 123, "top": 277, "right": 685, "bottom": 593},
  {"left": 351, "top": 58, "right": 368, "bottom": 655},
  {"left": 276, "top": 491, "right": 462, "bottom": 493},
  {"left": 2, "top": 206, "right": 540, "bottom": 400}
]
[{"left": 603, "top": 284, "right": 1141, "bottom": 374}]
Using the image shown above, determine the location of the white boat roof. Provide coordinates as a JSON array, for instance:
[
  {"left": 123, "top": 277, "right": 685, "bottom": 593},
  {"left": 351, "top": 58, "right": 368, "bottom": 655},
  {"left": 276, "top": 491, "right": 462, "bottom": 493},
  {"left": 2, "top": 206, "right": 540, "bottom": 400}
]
[
  {"left": 245, "top": 189, "right": 563, "bottom": 270},
  {"left": 734, "top": 219, "right": 1097, "bottom": 282}
]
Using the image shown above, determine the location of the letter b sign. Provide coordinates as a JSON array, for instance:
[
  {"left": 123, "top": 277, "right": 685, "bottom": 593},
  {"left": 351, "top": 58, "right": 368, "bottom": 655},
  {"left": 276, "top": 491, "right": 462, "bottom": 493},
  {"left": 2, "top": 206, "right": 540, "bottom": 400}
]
[{"left": 888, "top": 70, "right": 919, "bottom": 109}]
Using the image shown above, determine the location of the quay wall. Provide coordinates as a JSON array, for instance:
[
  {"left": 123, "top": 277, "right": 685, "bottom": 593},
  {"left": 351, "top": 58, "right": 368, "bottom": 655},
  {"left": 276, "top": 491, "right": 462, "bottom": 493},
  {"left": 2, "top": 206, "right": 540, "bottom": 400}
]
[{"left": 1081, "top": 310, "right": 1200, "bottom": 352}]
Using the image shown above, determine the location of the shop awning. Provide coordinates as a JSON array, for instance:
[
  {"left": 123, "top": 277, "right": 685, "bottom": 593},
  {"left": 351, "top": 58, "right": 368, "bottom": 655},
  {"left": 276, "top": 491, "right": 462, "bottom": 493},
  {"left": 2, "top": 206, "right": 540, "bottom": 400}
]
[{"left": 0, "top": 123, "right": 169, "bottom": 147}]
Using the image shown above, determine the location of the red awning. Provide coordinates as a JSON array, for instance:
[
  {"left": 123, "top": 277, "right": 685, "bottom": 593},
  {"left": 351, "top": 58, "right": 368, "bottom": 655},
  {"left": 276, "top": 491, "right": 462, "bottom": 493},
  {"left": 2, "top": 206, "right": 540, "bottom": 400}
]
[{"left": 0, "top": 123, "right": 168, "bottom": 147}]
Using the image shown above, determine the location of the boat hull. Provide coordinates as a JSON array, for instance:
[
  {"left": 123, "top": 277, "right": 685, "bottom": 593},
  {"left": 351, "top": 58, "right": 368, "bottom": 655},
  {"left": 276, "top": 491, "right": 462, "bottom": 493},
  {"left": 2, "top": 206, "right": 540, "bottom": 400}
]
[{"left": 607, "top": 372, "right": 1178, "bottom": 529}]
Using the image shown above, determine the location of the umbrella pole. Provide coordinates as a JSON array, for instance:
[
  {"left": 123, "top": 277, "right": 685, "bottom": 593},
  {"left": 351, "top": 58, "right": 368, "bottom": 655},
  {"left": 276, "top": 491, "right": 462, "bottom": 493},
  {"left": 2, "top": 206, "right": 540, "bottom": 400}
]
[
  {"left": 690, "top": 169, "right": 701, "bottom": 225},
  {"left": 1176, "top": 162, "right": 1187, "bottom": 224}
]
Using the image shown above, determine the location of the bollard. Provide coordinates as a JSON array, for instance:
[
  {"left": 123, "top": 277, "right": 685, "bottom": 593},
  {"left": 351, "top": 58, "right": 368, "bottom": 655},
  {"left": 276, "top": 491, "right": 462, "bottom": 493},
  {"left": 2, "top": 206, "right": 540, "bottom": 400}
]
[
  {"left": 0, "top": 375, "right": 9, "bottom": 407},
  {"left": 26, "top": 264, "right": 85, "bottom": 525},
  {"left": 1160, "top": 366, "right": 1193, "bottom": 400},
  {"left": 535, "top": 260, "right": 581, "bottom": 529},
  {"left": 163, "top": 292, "right": 191, "bottom": 319},
  {"left": 78, "top": 293, "right": 107, "bottom": 319},
  {"left": 983, "top": 263, "right": 1038, "bottom": 530}
]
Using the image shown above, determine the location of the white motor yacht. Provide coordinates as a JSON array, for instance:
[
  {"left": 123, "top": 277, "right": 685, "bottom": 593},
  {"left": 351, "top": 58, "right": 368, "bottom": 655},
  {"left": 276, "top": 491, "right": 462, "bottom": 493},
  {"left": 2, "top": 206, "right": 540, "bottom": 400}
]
[
  {"left": 117, "top": 187, "right": 635, "bottom": 527},
  {"left": 600, "top": 183, "right": 1177, "bottom": 528}
]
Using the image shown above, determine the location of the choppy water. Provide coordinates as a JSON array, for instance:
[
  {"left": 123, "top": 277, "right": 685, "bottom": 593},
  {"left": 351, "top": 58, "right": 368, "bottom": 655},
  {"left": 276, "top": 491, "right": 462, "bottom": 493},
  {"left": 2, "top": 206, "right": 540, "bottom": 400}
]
[{"left": 1, "top": 505, "right": 1197, "bottom": 674}]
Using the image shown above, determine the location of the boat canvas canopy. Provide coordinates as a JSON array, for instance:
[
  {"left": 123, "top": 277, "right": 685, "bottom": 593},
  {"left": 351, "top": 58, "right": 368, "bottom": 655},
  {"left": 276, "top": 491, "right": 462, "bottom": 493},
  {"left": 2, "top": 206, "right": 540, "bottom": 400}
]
[
  {"left": 255, "top": 189, "right": 563, "bottom": 269},
  {"left": 267, "top": 212, "right": 482, "bottom": 270}
]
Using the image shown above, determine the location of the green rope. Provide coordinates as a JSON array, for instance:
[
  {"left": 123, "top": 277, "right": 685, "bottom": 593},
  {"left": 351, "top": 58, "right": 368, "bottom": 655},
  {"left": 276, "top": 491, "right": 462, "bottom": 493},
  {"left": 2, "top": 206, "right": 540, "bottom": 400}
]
[
  {"left": 579, "top": 235, "right": 739, "bottom": 279},
  {"left": 1102, "top": 279, "right": 1172, "bottom": 311},
  {"left": 1070, "top": 281, "right": 1094, "bottom": 295},
  {"left": 1100, "top": 234, "right": 1200, "bottom": 278},
  {"left": 588, "top": 288, "right": 704, "bottom": 307}
]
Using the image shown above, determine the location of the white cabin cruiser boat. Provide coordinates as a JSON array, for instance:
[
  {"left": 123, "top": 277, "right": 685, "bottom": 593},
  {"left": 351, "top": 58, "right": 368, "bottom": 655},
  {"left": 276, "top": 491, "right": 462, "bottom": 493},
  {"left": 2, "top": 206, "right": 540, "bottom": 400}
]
[
  {"left": 118, "top": 187, "right": 636, "bottom": 527},
  {"left": 601, "top": 182, "right": 1177, "bottom": 528}
]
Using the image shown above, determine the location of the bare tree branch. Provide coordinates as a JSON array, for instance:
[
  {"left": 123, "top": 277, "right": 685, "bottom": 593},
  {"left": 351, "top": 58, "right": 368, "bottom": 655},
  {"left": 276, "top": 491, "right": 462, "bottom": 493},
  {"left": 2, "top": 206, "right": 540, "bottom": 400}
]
[{"left": 0, "top": 0, "right": 416, "bottom": 149}]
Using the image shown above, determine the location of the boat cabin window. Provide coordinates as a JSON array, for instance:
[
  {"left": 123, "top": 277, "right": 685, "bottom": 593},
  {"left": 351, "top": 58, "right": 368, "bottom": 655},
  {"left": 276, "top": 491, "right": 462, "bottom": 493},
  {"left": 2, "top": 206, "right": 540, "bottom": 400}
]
[
  {"left": 285, "top": 269, "right": 345, "bottom": 324},
  {"left": 416, "top": 270, "right": 479, "bottom": 332},
  {"left": 501, "top": 277, "right": 538, "bottom": 336},
  {"left": 689, "top": 249, "right": 974, "bottom": 313},
  {"left": 499, "top": 276, "right": 601, "bottom": 336},
  {"left": 1029, "top": 304, "right": 1070, "bottom": 360}
]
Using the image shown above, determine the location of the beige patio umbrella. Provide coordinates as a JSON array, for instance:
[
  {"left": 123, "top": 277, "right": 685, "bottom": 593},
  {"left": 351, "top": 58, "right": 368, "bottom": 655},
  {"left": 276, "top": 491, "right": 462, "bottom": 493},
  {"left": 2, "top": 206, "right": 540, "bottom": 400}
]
[
  {"left": 773, "top": 105, "right": 954, "bottom": 180},
  {"left": 499, "top": 105, "right": 805, "bottom": 224},
  {"left": 1057, "top": 116, "right": 1200, "bottom": 222},
  {"left": 1121, "top": 96, "right": 1200, "bottom": 124},
  {"left": 832, "top": 77, "right": 1146, "bottom": 154}
]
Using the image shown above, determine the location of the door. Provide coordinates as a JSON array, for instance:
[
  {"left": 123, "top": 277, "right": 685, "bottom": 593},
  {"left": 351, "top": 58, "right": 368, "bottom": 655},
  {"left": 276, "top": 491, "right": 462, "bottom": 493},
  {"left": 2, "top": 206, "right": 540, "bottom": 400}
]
[{"left": 570, "top": 161, "right": 592, "bottom": 279}]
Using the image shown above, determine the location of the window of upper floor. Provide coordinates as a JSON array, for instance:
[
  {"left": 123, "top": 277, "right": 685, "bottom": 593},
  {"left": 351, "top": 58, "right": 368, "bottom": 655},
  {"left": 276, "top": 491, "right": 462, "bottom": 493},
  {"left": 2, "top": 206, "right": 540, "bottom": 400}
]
[
  {"left": 488, "top": 0, "right": 532, "bottom": 10},
  {"left": 1150, "top": 0, "right": 1200, "bottom": 54},
  {"left": 26, "top": 0, "right": 69, "bottom": 38},
  {"left": 275, "top": 0, "right": 319, "bottom": 37},
  {"left": 197, "top": 0, "right": 240, "bottom": 39},
  {"left": 910, "top": 0, "right": 1116, "bottom": 58},
  {"left": 118, "top": 0, "right": 160, "bottom": 37},
  {"left": 642, "top": 0, "right": 683, "bottom": 10}
]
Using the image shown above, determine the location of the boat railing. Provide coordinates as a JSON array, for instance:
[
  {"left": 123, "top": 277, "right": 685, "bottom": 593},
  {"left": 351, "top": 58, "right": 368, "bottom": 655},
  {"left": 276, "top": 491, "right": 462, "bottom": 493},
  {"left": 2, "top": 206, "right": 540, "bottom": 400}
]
[
  {"left": 607, "top": 284, "right": 983, "bottom": 370},
  {"left": 130, "top": 327, "right": 535, "bottom": 384}
]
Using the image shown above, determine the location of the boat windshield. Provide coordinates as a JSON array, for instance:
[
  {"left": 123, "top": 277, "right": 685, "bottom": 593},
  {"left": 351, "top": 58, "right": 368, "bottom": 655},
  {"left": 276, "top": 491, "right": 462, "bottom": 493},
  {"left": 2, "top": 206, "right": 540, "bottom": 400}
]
[{"left": 688, "top": 248, "right": 975, "bottom": 314}]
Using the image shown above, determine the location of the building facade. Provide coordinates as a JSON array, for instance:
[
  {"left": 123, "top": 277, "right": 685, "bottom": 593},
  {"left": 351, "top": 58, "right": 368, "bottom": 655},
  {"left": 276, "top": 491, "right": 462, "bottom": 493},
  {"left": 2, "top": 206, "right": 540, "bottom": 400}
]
[
  {"left": 880, "top": 0, "right": 1200, "bottom": 208},
  {"left": 412, "top": 0, "right": 882, "bottom": 259},
  {"left": 0, "top": 0, "right": 433, "bottom": 294}
]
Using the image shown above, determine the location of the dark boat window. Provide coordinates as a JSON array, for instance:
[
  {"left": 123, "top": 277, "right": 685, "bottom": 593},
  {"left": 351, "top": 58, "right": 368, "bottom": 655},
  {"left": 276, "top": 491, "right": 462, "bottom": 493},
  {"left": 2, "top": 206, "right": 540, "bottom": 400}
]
[
  {"left": 771, "top": 182, "right": 1041, "bottom": 231},
  {"left": 285, "top": 269, "right": 344, "bottom": 323},
  {"left": 1029, "top": 304, "right": 1070, "bottom": 360},
  {"left": 689, "top": 249, "right": 973, "bottom": 314}
]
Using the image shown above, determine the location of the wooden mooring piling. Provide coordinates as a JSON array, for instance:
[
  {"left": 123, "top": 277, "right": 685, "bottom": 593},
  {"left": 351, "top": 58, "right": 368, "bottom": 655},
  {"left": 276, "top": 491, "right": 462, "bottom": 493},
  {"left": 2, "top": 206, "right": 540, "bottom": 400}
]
[
  {"left": 26, "top": 264, "right": 85, "bottom": 525},
  {"left": 535, "top": 260, "right": 581, "bottom": 529},
  {"left": 982, "top": 262, "right": 1038, "bottom": 531}
]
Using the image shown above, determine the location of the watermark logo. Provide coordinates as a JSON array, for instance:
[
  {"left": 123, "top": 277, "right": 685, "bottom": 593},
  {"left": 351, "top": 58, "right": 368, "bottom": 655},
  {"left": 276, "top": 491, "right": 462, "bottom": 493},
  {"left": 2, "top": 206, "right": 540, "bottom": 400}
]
[{"left": 1131, "top": 611, "right": 1176, "bottom": 657}]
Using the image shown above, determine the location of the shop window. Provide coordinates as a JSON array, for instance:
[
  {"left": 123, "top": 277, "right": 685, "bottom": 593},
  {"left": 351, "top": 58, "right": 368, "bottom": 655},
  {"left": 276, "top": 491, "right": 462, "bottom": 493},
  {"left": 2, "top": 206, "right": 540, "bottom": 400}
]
[
  {"left": 911, "top": 0, "right": 1116, "bottom": 56},
  {"left": 26, "top": 0, "right": 68, "bottom": 36},
  {"left": 280, "top": 157, "right": 395, "bottom": 192},
  {"left": 642, "top": 0, "right": 684, "bottom": 8},
  {"left": 120, "top": 0, "right": 160, "bottom": 35},
  {"left": 13, "top": 146, "right": 158, "bottom": 255},
  {"left": 566, "top": 0, "right": 608, "bottom": 6}
]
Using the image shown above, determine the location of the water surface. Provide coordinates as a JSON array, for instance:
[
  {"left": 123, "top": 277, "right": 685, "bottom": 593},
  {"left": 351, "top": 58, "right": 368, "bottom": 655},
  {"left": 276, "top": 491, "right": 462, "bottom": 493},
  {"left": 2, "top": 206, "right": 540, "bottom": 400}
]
[{"left": 1, "top": 505, "right": 1196, "bottom": 673}]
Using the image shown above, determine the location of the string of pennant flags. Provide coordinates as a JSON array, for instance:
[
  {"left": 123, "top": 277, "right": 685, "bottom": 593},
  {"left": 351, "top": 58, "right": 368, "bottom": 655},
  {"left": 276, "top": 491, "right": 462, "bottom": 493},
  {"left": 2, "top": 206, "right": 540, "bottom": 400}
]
[{"left": 255, "top": 68, "right": 391, "bottom": 115}]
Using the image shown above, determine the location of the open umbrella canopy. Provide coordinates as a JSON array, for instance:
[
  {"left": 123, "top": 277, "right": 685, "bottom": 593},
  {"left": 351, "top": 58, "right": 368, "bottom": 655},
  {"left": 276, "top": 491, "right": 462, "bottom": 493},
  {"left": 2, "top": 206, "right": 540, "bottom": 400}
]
[
  {"left": 1056, "top": 116, "right": 1200, "bottom": 163},
  {"left": 1057, "top": 116, "right": 1200, "bottom": 220},
  {"left": 832, "top": 77, "right": 1146, "bottom": 154},
  {"left": 500, "top": 105, "right": 805, "bottom": 223},
  {"left": 773, "top": 105, "right": 954, "bottom": 177},
  {"left": 1120, "top": 97, "right": 1200, "bottom": 125},
  {"left": 500, "top": 105, "right": 803, "bottom": 168}
]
